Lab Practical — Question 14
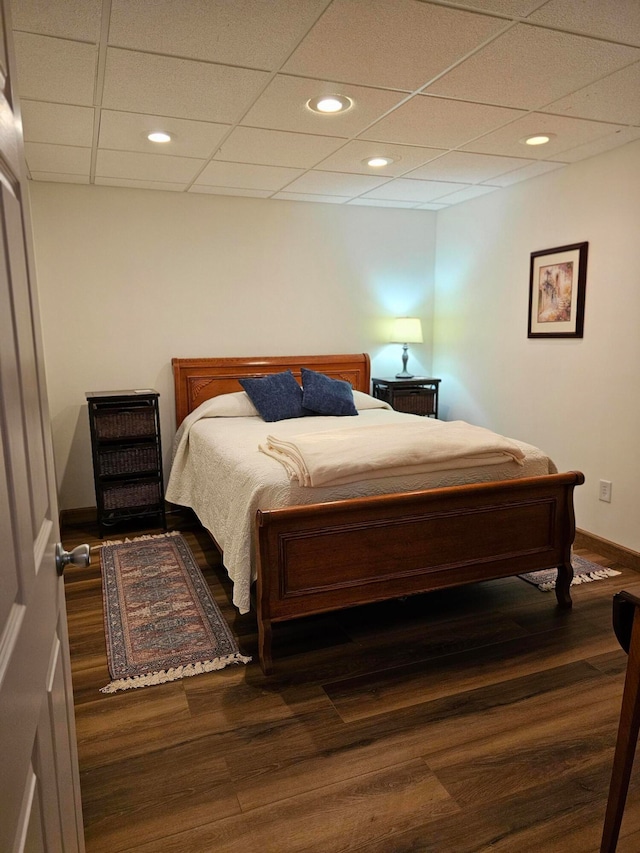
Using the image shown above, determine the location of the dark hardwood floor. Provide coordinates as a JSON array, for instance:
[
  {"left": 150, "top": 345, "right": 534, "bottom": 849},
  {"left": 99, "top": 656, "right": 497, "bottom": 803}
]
[{"left": 61, "top": 510, "right": 640, "bottom": 852}]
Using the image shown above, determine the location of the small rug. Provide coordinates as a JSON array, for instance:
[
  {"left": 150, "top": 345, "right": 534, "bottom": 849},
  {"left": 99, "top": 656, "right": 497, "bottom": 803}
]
[
  {"left": 519, "top": 554, "right": 621, "bottom": 592},
  {"left": 100, "top": 531, "right": 250, "bottom": 693}
]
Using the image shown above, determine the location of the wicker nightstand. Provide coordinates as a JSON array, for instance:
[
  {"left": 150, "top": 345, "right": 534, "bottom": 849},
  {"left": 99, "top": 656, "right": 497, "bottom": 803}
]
[
  {"left": 86, "top": 390, "right": 166, "bottom": 536},
  {"left": 371, "top": 377, "right": 441, "bottom": 418}
]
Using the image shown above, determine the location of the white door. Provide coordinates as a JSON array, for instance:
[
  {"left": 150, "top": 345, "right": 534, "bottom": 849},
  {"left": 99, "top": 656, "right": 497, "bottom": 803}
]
[{"left": 0, "top": 2, "right": 85, "bottom": 850}]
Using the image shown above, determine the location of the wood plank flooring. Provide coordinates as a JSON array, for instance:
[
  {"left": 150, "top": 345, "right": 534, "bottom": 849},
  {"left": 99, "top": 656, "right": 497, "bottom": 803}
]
[{"left": 61, "top": 510, "right": 640, "bottom": 852}]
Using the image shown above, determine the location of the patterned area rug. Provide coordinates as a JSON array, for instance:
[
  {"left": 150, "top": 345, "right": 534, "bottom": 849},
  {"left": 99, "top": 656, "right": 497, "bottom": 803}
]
[
  {"left": 100, "top": 531, "right": 250, "bottom": 693},
  {"left": 518, "top": 554, "right": 621, "bottom": 591}
]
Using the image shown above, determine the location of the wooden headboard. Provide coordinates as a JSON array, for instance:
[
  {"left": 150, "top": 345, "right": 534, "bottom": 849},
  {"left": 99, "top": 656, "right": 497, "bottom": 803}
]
[{"left": 172, "top": 353, "right": 371, "bottom": 426}]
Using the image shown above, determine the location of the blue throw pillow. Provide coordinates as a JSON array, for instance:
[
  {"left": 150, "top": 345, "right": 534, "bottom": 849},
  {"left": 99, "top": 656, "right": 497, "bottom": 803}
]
[
  {"left": 301, "top": 367, "right": 358, "bottom": 416},
  {"left": 239, "top": 370, "right": 306, "bottom": 422}
]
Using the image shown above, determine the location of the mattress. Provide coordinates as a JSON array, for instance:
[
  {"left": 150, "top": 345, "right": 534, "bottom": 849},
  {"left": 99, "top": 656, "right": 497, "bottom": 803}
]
[{"left": 166, "top": 400, "right": 556, "bottom": 614}]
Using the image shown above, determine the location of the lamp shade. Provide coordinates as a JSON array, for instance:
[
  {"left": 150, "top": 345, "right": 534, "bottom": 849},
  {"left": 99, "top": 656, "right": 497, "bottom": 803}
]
[{"left": 390, "top": 317, "right": 423, "bottom": 344}]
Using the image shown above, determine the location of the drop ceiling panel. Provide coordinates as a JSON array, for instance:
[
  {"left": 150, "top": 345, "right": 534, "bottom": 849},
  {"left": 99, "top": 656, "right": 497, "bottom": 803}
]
[
  {"left": 189, "top": 185, "right": 273, "bottom": 198},
  {"left": 22, "top": 101, "right": 94, "bottom": 147},
  {"left": 551, "top": 126, "right": 640, "bottom": 163},
  {"left": 426, "top": 24, "right": 640, "bottom": 110},
  {"left": 213, "top": 127, "right": 346, "bottom": 169},
  {"left": 527, "top": 0, "right": 640, "bottom": 45},
  {"left": 347, "top": 198, "right": 421, "bottom": 208},
  {"left": 433, "top": 184, "right": 499, "bottom": 204},
  {"left": 444, "top": 1, "right": 547, "bottom": 13},
  {"left": 315, "top": 140, "right": 447, "bottom": 176},
  {"left": 96, "top": 150, "right": 205, "bottom": 183},
  {"left": 545, "top": 62, "right": 640, "bottom": 125},
  {"left": 12, "top": 0, "right": 103, "bottom": 41},
  {"left": 108, "top": 0, "right": 331, "bottom": 68},
  {"left": 486, "top": 159, "right": 565, "bottom": 186},
  {"left": 282, "top": 0, "right": 508, "bottom": 91},
  {"left": 194, "top": 161, "right": 304, "bottom": 191},
  {"left": 240, "top": 75, "right": 407, "bottom": 137},
  {"left": 363, "top": 95, "right": 525, "bottom": 149},
  {"left": 13, "top": 33, "right": 97, "bottom": 104},
  {"left": 405, "top": 150, "right": 536, "bottom": 182},
  {"left": 31, "top": 172, "right": 89, "bottom": 184},
  {"left": 24, "top": 142, "right": 91, "bottom": 175},
  {"left": 361, "top": 178, "right": 467, "bottom": 203},
  {"left": 282, "top": 170, "right": 389, "bottom": 197},
  {"left": 463, "top": 112, "right": 627, "bottom": 158},
  {"left": 96, "top": 177, "right": 187, "bottom": 191},
  {"left": 273, "top": 192, "right": 351, "bottom": 204},
  {"left": 102, "top": 49, "right": 270, "bottom": 124},
  {"left": 98, "top": 111, "right": 230, "bottom": 159}
]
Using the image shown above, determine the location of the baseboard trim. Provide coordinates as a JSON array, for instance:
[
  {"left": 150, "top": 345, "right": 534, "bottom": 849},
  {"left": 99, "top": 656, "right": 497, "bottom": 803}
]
[
  {"left": 575, "top": 528, "right": 640, "bottom": 573},
  {"left": 60, "top": 502, "right": 190, "bottom": 530},
  {"left": 60, "top": 506, "right": 97, "bottom": 526}
]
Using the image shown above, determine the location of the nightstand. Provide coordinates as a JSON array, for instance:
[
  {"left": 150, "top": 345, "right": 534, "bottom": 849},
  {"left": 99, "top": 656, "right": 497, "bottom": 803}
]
[
  {"left": 86, "top": 390, "right": 166, "bottom": 536},
  {"left": 371, "top": 377, "right": 441, "bottom": 418}
]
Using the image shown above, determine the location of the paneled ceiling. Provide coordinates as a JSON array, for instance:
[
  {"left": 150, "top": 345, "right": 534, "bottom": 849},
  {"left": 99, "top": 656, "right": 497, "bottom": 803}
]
[{"left": 11, "top": 0, "right": 640, "bottom": 209}]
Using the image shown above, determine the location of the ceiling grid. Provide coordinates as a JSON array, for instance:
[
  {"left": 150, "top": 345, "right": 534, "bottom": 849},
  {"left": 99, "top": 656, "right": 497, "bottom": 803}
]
[{"left": 12, "top": 0, "right": 640, "bottom": 207}]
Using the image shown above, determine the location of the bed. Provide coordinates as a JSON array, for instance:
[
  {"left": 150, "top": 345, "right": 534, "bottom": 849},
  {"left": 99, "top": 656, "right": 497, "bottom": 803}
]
[{"left": 168, "top": 353, "right": 584, "bottom": 674}]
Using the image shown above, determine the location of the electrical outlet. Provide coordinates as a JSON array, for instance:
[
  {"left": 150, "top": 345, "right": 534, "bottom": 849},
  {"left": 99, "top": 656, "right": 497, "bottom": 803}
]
[{"left": 599, "top": 480, "right": 612, "bottom": 503}]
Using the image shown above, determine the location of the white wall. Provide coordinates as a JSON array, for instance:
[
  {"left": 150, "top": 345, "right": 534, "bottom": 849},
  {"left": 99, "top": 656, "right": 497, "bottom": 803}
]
[
  {"left": 31, "top": 141, "right": 640, "bottom": 556},
  {"left": 434, "top": 139, "right": 640, "bottom": 553},
  {"left": 29, "top": 185, "right": 436, "bottom": 509}
]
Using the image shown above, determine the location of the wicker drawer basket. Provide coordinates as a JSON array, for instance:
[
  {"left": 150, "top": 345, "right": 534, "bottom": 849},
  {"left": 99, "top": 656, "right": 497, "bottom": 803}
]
[
  {"left": 94, "top": 408, "right": 156, "bottom": 439},
  {"left": 392, "top": 389, "right": 436, "bottom": 416},
  {"left": 102, "top": 480, "right": 161, "bottom": 510},
  {"left": 97, "top": 444, "right": 158, "bottom": 476}
]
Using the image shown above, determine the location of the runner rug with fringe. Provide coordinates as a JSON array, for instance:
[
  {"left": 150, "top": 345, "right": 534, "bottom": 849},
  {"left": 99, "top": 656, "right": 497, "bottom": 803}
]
[
  {"left": 100, "top": 531, "right": 250, "bottom": 693},
  {"left": 518, "top": 554, "right": 621, "bottom": 592}
]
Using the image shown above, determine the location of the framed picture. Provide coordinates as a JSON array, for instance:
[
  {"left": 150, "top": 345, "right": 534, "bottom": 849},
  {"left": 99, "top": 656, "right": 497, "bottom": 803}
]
[{"left": 528, "top": 242, "right": 588, "bottom": 338}]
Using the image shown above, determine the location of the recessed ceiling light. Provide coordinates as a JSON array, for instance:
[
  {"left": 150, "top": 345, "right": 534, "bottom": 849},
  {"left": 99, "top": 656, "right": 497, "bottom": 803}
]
[
  {"left": 521, "top": 133, "right": 555, "bottom": 146},
  {"left": 147, "top": 131, "right": 172, "bottom": 143},
  {"left": 365, "top": 156, "right": 394, "bottom": 168},
  {"left": 306, "top": 95, "right": 353, "bottom": 114}
]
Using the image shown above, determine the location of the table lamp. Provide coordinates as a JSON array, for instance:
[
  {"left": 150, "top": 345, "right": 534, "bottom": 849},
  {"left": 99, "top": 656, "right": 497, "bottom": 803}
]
[{"left": 390, "top": 317, "right": 423, "bottom": 378}]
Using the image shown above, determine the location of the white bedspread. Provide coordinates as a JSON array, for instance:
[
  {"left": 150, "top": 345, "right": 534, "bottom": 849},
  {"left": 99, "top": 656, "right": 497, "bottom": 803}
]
[
  {"left": 259, "top": 419, "right": 525, "bottom": 487},
  {"left": 166, "top": 401, "right": 556, "bottom": 614}
]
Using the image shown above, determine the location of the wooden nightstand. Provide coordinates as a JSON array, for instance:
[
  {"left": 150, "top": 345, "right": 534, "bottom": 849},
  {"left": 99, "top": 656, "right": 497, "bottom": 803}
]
[
  {"left": 86, "top": 390, "right": 166, "bottom": 536},
  {"left": 371, "top": 377, "right": 441, "bottom": 418}
]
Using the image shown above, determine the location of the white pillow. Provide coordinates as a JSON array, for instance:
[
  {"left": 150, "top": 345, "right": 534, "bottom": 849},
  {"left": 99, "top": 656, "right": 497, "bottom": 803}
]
[
  {"left": 193, "top": 391, "right": 259, "bottom": 418},
  {"left": 189, "top": 389, "right": 389, "bottom": 419},
  {"left": 352, "top": 390, "right": 392, "bottom": 411}
]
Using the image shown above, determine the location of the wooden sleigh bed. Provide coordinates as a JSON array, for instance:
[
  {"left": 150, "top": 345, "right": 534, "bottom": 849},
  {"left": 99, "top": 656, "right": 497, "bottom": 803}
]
[{"left": 171, "top": 353, "right": 584, "bottom": 674}]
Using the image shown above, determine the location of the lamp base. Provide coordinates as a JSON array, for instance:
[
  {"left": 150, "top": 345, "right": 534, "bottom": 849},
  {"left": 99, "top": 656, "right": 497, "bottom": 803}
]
[{"left": 396, "top": 342, "right": 414, "bottom": 379}]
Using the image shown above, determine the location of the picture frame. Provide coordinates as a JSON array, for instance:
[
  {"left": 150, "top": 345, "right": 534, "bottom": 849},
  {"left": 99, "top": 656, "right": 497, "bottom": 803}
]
[{"left": 528, "top": 242, "right": 588, "bottom": 338}]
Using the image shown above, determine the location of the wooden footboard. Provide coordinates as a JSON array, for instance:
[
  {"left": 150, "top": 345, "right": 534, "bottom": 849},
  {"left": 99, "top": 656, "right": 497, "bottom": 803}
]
[{"left": 256, "top": 471, "right": 585, "bottom": 674}]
